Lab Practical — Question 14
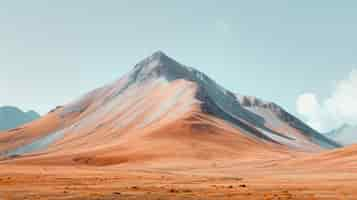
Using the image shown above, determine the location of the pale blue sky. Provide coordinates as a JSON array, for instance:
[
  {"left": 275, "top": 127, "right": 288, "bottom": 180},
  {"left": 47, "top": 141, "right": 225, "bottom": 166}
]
[{"left": 1, "top": 1, "right": 356, "bottom": 129}]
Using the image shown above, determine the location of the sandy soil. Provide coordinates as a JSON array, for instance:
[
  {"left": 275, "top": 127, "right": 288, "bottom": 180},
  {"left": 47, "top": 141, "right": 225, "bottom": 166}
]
[{"left": 1, "top": 159, "right": 357, "bottom": 200}]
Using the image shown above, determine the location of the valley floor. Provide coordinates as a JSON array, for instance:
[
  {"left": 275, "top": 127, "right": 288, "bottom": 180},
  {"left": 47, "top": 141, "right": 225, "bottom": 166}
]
[{"left": 1, "top": 160, "right": 356, "bottom": 200}]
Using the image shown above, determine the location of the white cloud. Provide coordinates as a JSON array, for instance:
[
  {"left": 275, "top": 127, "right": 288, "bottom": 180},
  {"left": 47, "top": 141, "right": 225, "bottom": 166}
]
[{"left": 296, "top": 69, "right": 357, "bottom": 132}]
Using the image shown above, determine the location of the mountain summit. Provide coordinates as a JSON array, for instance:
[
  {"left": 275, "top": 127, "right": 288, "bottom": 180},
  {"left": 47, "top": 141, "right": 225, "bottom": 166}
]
[
  {"left": 131, "top": 50, "right": 207, "bottom": 83},
  {"left": 0, "top": 52, "right": 340, "bottom": 164}
]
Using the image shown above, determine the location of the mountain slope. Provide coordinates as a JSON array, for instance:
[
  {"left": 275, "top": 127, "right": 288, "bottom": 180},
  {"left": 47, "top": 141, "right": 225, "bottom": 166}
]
[
  {"left": 0, "top": 106, "right": 40, "bottom": 132},
  {"left": 0, "top": 51, "right": 340, "bottom": 165}
]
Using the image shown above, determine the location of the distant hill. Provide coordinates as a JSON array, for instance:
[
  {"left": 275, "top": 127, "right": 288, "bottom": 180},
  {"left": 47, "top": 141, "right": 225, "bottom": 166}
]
[
  {"left": 0, "top": 106, "right": 40, "bottom": 131},
  {"left": 326, "top": 124, "right": 357, "bottom": 146}
]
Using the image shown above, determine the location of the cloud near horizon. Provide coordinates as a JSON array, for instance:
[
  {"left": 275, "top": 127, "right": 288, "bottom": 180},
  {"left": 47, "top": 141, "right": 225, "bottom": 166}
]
[{"left": 297, "top": 69, "right": 357, "bottom": 132}]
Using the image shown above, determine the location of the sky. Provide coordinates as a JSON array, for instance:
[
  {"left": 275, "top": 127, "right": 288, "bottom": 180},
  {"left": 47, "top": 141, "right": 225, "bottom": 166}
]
[{"left": 1, "top": 0, "right": 357, "bottom": 132}]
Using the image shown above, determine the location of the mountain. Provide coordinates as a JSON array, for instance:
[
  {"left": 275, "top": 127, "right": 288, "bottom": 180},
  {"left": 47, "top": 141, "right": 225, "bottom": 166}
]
[
  {"left": 234, "top": 95, "right": 341, "bottom": 148},
  {"left": 0, "top": 106, "right": 40, "bottom": 132},
  {"left": 326, "top": 124, "right": 357, "bottom": 145},
  {"left": 0, "top": 51, "right": 340, "bottom": 164}
]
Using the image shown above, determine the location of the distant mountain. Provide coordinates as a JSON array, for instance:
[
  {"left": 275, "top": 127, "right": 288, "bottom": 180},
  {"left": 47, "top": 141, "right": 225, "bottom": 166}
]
[
  {"left": 0, "top": 106, "right": 40, "bottom": 131},
  {"left": 326, "top": 124, "right": 357, "bottom": 146}
]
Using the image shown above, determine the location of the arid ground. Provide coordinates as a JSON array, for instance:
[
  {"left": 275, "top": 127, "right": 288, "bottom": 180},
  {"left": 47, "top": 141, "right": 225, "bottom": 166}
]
[{"left": 1, "top": 150, "right": 357, "bottom": 200}]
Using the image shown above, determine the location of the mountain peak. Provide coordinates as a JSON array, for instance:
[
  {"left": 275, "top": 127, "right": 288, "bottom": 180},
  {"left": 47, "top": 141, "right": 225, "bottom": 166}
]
[
  {"left": 138, "top": 50, "right": 173, "bottom": 67},
  {"left": 131, "top": 51, "right": 193, "bottom": 82},
  {"left": 150, "top": 50, "right": 168, "bottom": 59}
]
